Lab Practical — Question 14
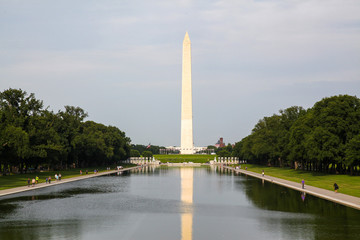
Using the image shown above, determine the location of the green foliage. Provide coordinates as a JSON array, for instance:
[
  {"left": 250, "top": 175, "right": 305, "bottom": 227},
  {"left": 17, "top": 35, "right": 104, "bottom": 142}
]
[
  {"left": 130, "top": 149, "right": 141, "bottom": 157},
  {"left": 131, "top": 144, "right": 162, "bottom": 155},
  {"left": 0, "top": 88, "right": 131, "bottom": 173},
  {"left": 345, "top": 135, "right": 360, "bottom": 174},
  {"left": 212, "top": 144, "right": 233, "bottom": 155},
  {"left": 234, "top": 95, "right": 360, "bottom": 175},
  {"left": 217, "top": 149, "right": 231, "bottom": 157},
  {"left": 142, "top": 151, "right": 153, "bottom": 158},
  {"left": 236, "top": 106, "right": 306, "bottom": 166}
]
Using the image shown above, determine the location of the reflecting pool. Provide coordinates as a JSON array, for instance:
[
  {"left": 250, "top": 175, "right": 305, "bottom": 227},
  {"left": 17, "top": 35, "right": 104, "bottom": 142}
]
[{"left": 0, "top": 166, "right": 359, "bottom": 240}]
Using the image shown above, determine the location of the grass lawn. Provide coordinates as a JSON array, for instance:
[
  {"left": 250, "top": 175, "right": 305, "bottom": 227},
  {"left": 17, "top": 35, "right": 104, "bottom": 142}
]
[
  {"left": 154, "top": 154, "right": 215, "bottom": 163},
  {"left": 0, "top": 164, "right": 135, "bottom": 190},
  {"left": 240, "top": 164, "right": 360, "bottom": 198}
]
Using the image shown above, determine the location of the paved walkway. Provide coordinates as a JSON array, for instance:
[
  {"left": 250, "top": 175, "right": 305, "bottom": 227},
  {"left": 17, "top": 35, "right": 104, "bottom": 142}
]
[
  {"left": 224, "top": 166, "right": 360, "bottom": 210},
  {"left": 0, "top": 166, "right": 142, "bottom": 198}
]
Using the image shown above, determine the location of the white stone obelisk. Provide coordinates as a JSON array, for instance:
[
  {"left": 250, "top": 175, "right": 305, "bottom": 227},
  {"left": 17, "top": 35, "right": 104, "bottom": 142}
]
[{"left": 181, "top": 32, "right": 194, "bottom": 154}]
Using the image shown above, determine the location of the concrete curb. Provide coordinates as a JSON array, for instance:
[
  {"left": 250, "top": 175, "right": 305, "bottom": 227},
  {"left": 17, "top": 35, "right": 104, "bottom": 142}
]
[
  {"left": 224, "top": 166, "right": 360, "bottom": 211},
  {"left": 0, "top": 166, "right": 142, "bottom": 198}
]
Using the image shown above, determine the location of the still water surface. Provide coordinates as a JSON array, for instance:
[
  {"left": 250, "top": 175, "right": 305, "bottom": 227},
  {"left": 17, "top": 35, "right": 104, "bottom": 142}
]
[{"left": 0, "top": 166, "right": 359, "bottom": 240}]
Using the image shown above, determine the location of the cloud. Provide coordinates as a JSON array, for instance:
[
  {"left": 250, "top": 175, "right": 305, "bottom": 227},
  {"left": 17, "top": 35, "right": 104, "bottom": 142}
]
[
  {"left": 0, "top": 43, "right": 180, "bottom": 84},
  {"left": 1, "top": 0, "right": 359, "bottom": 146}
]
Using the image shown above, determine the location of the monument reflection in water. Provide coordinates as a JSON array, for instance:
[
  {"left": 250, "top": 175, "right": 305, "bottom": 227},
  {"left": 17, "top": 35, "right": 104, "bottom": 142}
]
[{"left": 180, "top": 167, "right": 193, "bottom": 240}]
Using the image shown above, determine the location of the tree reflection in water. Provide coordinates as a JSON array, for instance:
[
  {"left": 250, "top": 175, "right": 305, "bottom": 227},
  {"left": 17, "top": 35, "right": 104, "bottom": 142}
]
[{"left": 231, "top": 170, "right": 360, "bottom": 240}]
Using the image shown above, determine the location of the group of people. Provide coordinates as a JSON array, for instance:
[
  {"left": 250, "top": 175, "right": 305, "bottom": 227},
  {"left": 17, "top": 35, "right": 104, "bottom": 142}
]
[
  {"left": 27, "top": 176, "right": 39, "bottom": 187},
  {"left": 79, "top": 170, "right": 89, "bottom": 175},
  {"left": 26, "top": 173, "right": 62, "bottom": 187},
  {"left": 54, "top": 173, "right": 62, "bottom": 181}
]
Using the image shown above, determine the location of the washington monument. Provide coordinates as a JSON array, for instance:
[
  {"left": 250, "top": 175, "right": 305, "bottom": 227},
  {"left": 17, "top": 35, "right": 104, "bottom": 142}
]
[{"left": 180, "top": 32, "right": 194, "bottom": 154}]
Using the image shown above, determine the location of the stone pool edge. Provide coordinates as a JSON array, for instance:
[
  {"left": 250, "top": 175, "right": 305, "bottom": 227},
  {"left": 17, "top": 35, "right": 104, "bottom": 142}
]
[
  {"left": 0, "top": 166, "right": 142, "bottom": 197},
  {"left": 224, "top": 166, "right": 360, "bottom": 211}
]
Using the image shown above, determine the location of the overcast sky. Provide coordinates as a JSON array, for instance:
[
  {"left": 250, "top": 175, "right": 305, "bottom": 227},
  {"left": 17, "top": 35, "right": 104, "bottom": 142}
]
[{"left": 1, "top": 0, "right": 360, "bottom": 147}]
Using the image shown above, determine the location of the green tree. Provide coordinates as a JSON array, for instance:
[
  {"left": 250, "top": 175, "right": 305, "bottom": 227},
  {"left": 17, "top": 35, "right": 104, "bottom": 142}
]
[
  {"left": 130, "top": 149, "right": 141, "bottom": 157},
  {"left": 0, "top": 88, "right": 131, "bottom": 172},
  {"left": 27, "top": 110, "right": 65, "bottom": 170},
  {"left": 250, "top": 115, "right": 284, "bottom": 166},
  {"left": 238, "top": 95, "right": 360, "bottom": 174},
  {"left": 131, "top": 144, "right": 162, "bottom": 155},
  {"left": 287, "top": 113, "right": 312, "bottom": 170},
  {"left": 57, "top": 106, "right": 88, "bottom": 168},
  {"left": 226, "top": 143, "right": 233, "bottom": 153},
  {"left": 236, "top": 135, "right": 256, "bottom": 162},
  {"left": 217, "top": 149, "right": 231, "bottom": 157},
  {"left": 345, "top": 135, "right": 360, "bottom": 175},
  {"left": 72, "top": 121, "right": 130, "bottom": 167},
  {"left": 309, "top": 95, "right": 360, "bottom": 173},
  {"left": 0, "top": 88, "right": 44, "bottom": 173},
  {"left": 142, "top": 151, "right": 153, "bottom": 158},
  {"left": 232, "top": 141, "right": 242, "bottom": 158}
]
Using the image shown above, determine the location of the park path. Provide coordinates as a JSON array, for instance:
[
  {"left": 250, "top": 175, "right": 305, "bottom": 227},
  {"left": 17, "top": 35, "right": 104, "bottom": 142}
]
[
  {"left": 0, "top": 166, "right": 142, "bottom": 198},
  {"left": 224, "top": 166, "right": 360, "bottom": 211}
]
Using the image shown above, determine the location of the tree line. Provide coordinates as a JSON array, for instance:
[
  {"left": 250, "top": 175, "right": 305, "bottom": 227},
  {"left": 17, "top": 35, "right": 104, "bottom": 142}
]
[
  {"left": 233, "top": 95, "right": 360, "bottom": 175},
  {"left": 207, "top": 144, "right": 234, "bottom": 157},
  {"left": 0, "top": 88, "right": 131, "bottom": 174},
  {"left": 130, "top": 144, "right": 158, "bottom": 158}
]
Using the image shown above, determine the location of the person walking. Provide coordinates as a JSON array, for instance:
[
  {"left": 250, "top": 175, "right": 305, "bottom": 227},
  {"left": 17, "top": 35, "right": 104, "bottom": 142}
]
[
  {"left": 46, "top": 177, "right": 48, "bottom": 184},
  {"left": 262, "top": 170, "right": 265, "bottom": 177},
  {"left": 35, "top": 176, "right": 39, "bottom": 184},
  {"left": 59, "top": 173, "right": 62, "bottom": 181},
  {"left": 32, "top": 178, "right": 35, "bottom": 187},
  {"left": 27, "top": 178, "right": 31, "bottom": 187},
  {"left": 301, "top": 179, "right": 305, "bottom": 189},
  {"left": 334, "top": 183, "right": 339, "bottom": 193},
  {"left": 48, "top": 176, "right": 51, "bottom": 184},
  {"left": 55, "top": 174, "right": 58, "bottom": 181}
]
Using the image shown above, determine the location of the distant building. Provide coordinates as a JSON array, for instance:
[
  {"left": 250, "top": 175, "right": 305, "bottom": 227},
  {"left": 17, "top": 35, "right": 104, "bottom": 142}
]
[{"left": 215, "top": 137, "right": 225, "bottom": 148}]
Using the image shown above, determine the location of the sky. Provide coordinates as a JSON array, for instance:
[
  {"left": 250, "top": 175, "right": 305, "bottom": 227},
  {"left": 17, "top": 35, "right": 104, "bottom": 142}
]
[{"left": 1, "top": 0, "right": 360, "bottom": 147}]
